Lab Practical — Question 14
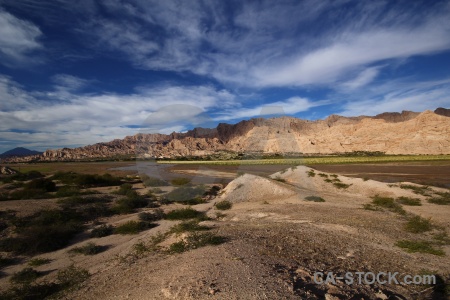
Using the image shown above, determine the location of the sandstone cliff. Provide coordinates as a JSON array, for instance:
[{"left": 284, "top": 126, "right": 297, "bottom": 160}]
[{"left": 4, "top": 109, "right": 450, "bottom": 162}]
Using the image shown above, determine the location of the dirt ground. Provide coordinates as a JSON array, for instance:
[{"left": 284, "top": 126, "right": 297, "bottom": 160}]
[{"left": 0, "top": 165, "right": 449, "bottom": 299}]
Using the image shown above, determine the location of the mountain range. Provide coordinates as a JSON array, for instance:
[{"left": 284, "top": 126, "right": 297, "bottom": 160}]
[
  {"left": 0, "top": 147, "right": 42, "bottom": 159},
  {"left": 3, "top": 108, "right": 450, "bottom": 162}
]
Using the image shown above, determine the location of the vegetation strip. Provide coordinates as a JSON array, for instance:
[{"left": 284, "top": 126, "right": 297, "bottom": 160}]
[{"left": 157, "top": 155, "right": 450, "bottom": 165}]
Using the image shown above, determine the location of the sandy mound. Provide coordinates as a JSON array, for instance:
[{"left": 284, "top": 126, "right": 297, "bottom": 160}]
[
  {"left": 219, "top": 173, "right": 297, "bottom": 203},
  {"left": 270, "top": 165, "right": 435, "bottom": 199}
]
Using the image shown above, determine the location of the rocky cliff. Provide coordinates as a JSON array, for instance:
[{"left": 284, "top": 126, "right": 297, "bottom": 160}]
[{"left": 4, "top": 109, "right": 450, "bottom": 162}]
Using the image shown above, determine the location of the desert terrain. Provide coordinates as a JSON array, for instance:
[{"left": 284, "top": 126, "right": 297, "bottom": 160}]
[{"left": 0, "top": 161, "right": 449, "bottom": 299}]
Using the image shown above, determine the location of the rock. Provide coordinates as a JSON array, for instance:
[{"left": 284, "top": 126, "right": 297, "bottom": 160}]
[
  {"left": 0, "top": 166, "right": 17, "bottom": 175},
  {"left": 434, "top": 107, "right": 450, "bottom": 117}
]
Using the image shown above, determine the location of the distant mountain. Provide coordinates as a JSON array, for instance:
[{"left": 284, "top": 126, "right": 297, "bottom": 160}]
[
  {"left": 434, "top": 107, "right": 450, "bottom": 117},
  {"left": 0, "top": 147, "right": 42, "bottom": 158},
  {"left": 4, "top": 109, "right": 450, "bottom": 163}
]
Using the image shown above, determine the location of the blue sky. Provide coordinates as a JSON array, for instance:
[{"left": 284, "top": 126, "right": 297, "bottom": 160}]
[{"left": 0, "top": 0, "right": 450, "bottom": 153}]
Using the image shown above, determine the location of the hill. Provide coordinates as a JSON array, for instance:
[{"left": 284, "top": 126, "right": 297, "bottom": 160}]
[
  {"left": 4, "top": 109, "right": 450, "bottom": 162},
  {"left": 0, "top": 147, "right": 42, "bottom": 158}
]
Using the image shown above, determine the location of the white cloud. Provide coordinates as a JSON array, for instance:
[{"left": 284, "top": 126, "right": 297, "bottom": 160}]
[
  {"left": 0, "top": 9, "right": 42, "bottom": 67},
  {"left": 253, "top": 22, "right": 450, "bottom": 87},
  {"left": 0, "top": 74, "right": 239, "bottom": 149},
  {"left": 76, "top": 0, "right": 450, "bottom": 90},
  {"left": 52, "top": 74, "right": 90, "bottom": 91},
  {"left": 216, "top": 97, "right": 328, "bottom": 121},
  {"left": 338, "top": 79, "right": 450, "bottom": 116},
  {"left": 340, "top": 66, "right": 381, "bottom": 90}
]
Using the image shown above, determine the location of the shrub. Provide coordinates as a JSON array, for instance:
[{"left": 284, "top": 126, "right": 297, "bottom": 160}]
[
  {"left": 396, "top": 196, "right": 421, "bottom": 206},
  {"left": 9, "top": 188, "right": 49, "bottom": 200},
  {"left": 52, "top": 172, "right": 122, "bottom": 187},
  {"left": 58, "top": 195, "right": 111, "bottom": 206},
  {"left": 114, "top": 221, "right": 157, "bottom": 235},
  {"left": 330, "top": 174, "right": 338, "bottom": 178},
  {"left": 170, "top": 177, "right": 191, "bottom": 186},
  {"left": 10, "top": 267, "right": 41, "bottom": 284},
  {"left": 369, "top": 195, "right": 406, "bottom": 215},
  {"left": 57, "top": 265, "right": 90, "bottom": 288},
  {"left": 324, "top": 179, "right": 333, "bottom": 183},
  {"left": 273, "top": 177, "right": 286, "bottom": 183},
  {"left": 111, "top": 192, "right": 150, "bottom": 214},
  {"left": 90, "top": 224, "right": 114, "bottom": 238},
  {"left": 399, "top": 184, "right": 431, "bottom": 196},
  {"left": 428, "top": 192, "right": 450, "bottom": 205},
  {"left": 28, "top": 257, "right": 52, "bottom": 267},
  {"left": 0, "top": 265, "right": 89, "bottom": 299},
  {"left": 26, "top": 178, "right": 56, "bottom": 192},
  {"left": 306, "top": 170, "right": 315, "bottom": 177},
  {"left": 433, "top": 232, "right": 450, "bottom": 245},
  {"left": 333, "top": 182, "right": 351, "bottom": 189},
  {"left": 304, "top": 196, "right": 325, "bottom": 202},
  {"left": 140, "top": 174, "right": 169, "bottom": 187},
  {"left": 0, "top": 209, "right": 84, "bottom": 255},
  {"left": 396, "top": 240, "right": 445, "bottom": 256},
  {"left": 138, "top": 209, "right": 165, "bottom": 222},
  {"left": 169, "top": 220, "right": 210, "bottom": 234},
  {"left": 405, "top": 216, "right": 433, "bottom": 233},
  {"left": 55, "top": 185, "right": 81, "bottom": 197},
  {"left": 69, "top": 242, "right": 106, "bottom": 255},
  {"left": 0, "top": 255, "right": 15, "bottom": 268},
  {"left": 318, "top": 173, "right": 328, "bottom": 178},
  {"left": 169, "top": 232, "right": 226, "bottom": 253},
  {"left": 115, "top": 183, "right": 133, "bottom": 195},
  {"left": 215, "top": 200, "right": 232, "bottom": 210},
  {"left": 150, "top": 187, "right": 164, "bottom": 194},
  {"left": 164, "top": 208, "right": 206, "bottom": 220},
  {"left": 164, "top": 186, "right": 206, "bottom": 204}
]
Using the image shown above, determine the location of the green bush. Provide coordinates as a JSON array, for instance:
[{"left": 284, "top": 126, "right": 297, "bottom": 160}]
[
  {"left": 304, "top": 196, "right": 325, "bottom": 202},
  {"left": 8, "top": 188, "right": 49, "bottom": 200},
  {"left": 57, "top": 265, "right": 90, "bottom": 288},
  {"left": 333, "top": 182, "right": 351, "bottom": 189},
  {"left": 1, "top": 170, "right": 43, "bottom": 183},
  {"left": 52, "top": 172, "right": 122, "bottom": 187},
  {"left": 28, "top": 257, "right": 51, "bottom": 267},
  {"left": 10, "top": 267, "right": 41, "bottom": 284},
  {"left": 405, "top": 216, "right": 433, "bottom": 233},
  {"left": 164, "top": 208, "right": 206, "bottom": 220},
  {"left": 111, "top": 192, "right": 150, "bottom": 214},
  {"left": 169, "top": 220, "right": 210, "bottom": 234},
  {"left": 0, "top": 265, "right": 89, "bottom": 300},
  {"left": 114, "top": 221, "right": 157, "bottom": 235},
  {"left": 115, "top": 183, "right": 133, "bottom": 195},
  {"left": 306, "top": 170, "right": 315, "bottom": 177},
  {"left": 396, "top": 240, "right": 445, "bottom": 256},
  {"left": 0, "top": 209, "right": 84, "bottom": 255},
  {"left": 169, "top": 232, "right": 226, "bottom": 253},
  {"left": 138, "top": 209, "right": 165, "bottom": 222},
  {"left": 140, "top": 175, "right": 169, "bottom": 187},
  {"left": 273, "top": 177, "right": 286, "bottom": 183},
  {"left": 170, "top": 177, "right": 191, "bottom": 186},
  {"left": 90, "top": 224, "right": 114, "bottom": 238},
  {"left": 215, "top": 200, "right": 232, "bottom": 210},
  {"left": 399, "top": 184, "right": 431, "bottom": 196},
  {"left": 396, "top": 196, "right": 421, "bottom": 206},
  {"left": 69, "top": 242, "right": 105, "bottom": 255},
  {"left": 55, "top": 185, "right": 81, "bottom": 197},
  {"left": 369, "top": 195, "right": 406, "bottom": 215},
  {"left": 164, "top": 186, "right": 206, "bottom": 204},
  {"left": 26, "top": 178, "right": 56, "bottom": 192},
  {"left": 428, "top": 192, "right": 450, "bottom": 205}
]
